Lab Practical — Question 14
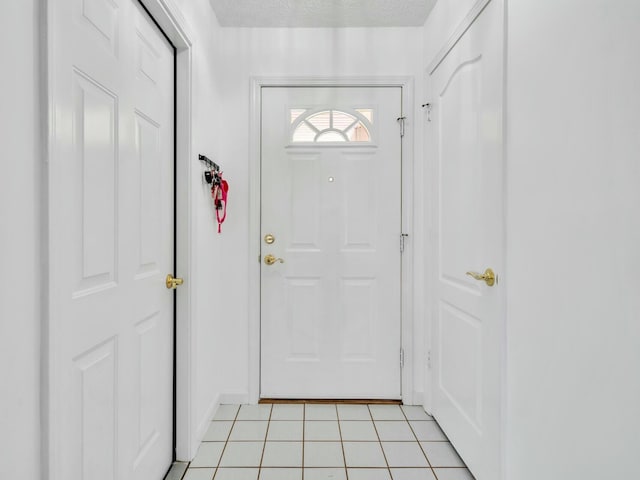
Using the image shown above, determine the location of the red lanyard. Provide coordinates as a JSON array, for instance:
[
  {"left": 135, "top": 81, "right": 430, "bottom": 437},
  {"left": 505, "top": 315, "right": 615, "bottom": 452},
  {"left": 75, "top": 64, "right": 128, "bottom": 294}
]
[{"left": 211, "top": 172, "right": 228, "bottom": 233}]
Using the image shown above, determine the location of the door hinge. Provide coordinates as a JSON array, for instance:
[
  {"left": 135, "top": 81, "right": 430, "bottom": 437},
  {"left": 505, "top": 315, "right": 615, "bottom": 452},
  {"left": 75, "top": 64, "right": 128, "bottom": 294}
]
[
  {"left": 396, "top": 116, "right": 406, "bottom": 137},
  {"left": 400, "top": 348, "right": 405, "bottom": 369},
  {"left": 400, "top": 233, "right": 409, "bottom": 253},
  {"left": 427, "top": 350, "right": 431, "bottom": 369}
]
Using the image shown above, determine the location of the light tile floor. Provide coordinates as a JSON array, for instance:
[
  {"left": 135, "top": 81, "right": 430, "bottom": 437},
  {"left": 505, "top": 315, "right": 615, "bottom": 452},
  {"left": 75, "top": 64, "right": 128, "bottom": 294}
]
[{"left": 179, "top": 403, "right": 475, "bottom": 480}]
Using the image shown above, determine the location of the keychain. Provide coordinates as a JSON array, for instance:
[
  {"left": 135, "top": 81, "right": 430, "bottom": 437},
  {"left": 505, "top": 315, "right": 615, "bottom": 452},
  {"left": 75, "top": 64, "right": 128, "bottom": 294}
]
[{"left": 211, "top": 171, "right": 229, "bottom": 233}]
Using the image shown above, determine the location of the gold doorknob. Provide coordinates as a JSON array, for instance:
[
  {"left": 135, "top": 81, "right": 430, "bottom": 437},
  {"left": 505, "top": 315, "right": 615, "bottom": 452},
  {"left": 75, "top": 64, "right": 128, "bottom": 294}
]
[
  {"left": 264, "top": 254, "right": 284, "bottom": 266},
  {"left": 166, "top": 274, "right": 184, "bottom": 289},
  {"left": 465, "top": 268, "right": 496, "bottom": 287}
]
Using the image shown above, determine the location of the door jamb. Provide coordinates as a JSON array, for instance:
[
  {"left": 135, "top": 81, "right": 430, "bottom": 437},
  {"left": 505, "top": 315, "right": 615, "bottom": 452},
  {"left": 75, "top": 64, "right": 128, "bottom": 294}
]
[
  {"left": 44, "top": 1, "right": 197, "bottom": 474},
  {"left": 248, "top": 76, "right": 416, "bottom": 404}
]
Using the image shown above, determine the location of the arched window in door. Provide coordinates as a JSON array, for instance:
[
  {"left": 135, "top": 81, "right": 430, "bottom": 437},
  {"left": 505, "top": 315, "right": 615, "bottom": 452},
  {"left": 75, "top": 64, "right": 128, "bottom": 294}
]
[{"left": 290, "top": 108, "right": 373, "bottom": 143}]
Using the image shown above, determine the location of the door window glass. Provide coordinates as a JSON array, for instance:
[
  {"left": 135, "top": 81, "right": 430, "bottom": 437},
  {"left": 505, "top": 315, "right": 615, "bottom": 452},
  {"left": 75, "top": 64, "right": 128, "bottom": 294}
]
[{"left": 291, "top": 108, "right": 372, "bottom": 143}]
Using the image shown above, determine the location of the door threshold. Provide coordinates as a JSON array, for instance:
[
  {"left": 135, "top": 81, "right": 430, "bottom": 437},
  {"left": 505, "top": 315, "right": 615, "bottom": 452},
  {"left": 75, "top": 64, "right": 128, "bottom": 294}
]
[
  {"left": 164, "top": 462, "right": 188, "bottom": 480},
  {"left": 259, "top": 398, "right": 402, "bottom": 405}
]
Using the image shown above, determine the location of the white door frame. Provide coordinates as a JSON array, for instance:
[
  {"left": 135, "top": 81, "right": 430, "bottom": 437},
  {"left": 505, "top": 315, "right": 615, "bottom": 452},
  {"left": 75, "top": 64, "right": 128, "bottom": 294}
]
[
  {"left": 248, "top": 76, "right": 416, "bottom": 404},
  {"left": 44, "top": 0, "right": 199, "bottom": 471}
]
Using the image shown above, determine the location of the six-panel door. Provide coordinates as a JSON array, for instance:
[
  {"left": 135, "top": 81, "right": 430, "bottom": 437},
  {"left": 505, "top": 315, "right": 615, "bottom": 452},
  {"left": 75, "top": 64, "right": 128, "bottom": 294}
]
[
  {"left": 260, "top": 86, "right": 403, "bottom": 399},
  {"left": 49, "top": 0, "right": 175, "bottom": 478}
]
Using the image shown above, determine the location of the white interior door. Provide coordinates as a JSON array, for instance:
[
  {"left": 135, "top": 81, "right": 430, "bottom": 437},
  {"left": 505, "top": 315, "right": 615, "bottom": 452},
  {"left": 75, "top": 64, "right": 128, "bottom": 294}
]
[
  {"left": 260, "top": 86, "right": 403, "bottom": 399},
  {"left": 427, "top": 0, "right": 504, "bottom": 478},
  {"left": 49, "top": 0, "right": 175, "bottom": 478}
]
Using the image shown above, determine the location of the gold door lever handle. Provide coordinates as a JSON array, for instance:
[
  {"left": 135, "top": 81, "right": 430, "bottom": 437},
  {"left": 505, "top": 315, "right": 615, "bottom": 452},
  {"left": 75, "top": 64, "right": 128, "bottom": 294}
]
[
  {"left": 264, "top": 254, "right": 285, "bottom": 265},
  {"left": 166, "top": 274, "right": 184, "bottom": 289},
  {"left": 465, "top": 268, "right": 496, "bottom": 287}
]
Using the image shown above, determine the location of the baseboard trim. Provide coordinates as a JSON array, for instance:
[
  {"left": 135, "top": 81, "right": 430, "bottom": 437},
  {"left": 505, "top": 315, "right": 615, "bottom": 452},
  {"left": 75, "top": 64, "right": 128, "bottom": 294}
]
[
  {"left": 194, "top": 393, "right": 219, "bottom": 453},
  {"left": 259, "top": 398, "right": 402, "bottom": 405},
  {"left": 219, "top": 392, "right": 249, "bottom": 405},
  {"left": 411, "top": 390, "right": 424, "bottom": 406}
]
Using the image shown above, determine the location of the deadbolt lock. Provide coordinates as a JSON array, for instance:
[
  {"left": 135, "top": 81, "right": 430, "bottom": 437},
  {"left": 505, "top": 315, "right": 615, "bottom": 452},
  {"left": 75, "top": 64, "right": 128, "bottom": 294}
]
[{"left": 264, "top": 234, "right": 275, "bottom": 245}]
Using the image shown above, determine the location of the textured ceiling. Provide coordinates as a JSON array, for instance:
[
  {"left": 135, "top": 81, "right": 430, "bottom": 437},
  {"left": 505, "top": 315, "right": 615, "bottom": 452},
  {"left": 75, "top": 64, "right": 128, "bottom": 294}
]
[{"left": 209, "top": 0, "right": 437, "bottom": 27}]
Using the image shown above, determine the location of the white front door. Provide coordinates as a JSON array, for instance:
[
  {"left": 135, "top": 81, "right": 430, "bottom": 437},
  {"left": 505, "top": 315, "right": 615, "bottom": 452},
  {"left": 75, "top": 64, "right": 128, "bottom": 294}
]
[
  {"left": 260, "top": 86, "right": 403, "bottom": 399},
  {"left": 48, "top": 0, "right": 175, "bottom": 478},
  {"left": 427, "top": 0, "right": 504, "bottom": 478}
]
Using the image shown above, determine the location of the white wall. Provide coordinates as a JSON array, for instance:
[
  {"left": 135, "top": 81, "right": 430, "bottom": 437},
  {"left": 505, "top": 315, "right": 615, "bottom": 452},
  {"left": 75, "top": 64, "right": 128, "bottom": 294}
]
[
  {"left": 505, "top": 1, "right": 640, "bottom": 478},
  {"left": 0, "top": 0, "right": 227, "bottom": 471},
  {"left": 213, "top": 26, "right": 426, "bottom": 403},
  {"left": 0, "top": 2, "right": 42, "bottom": 479}
]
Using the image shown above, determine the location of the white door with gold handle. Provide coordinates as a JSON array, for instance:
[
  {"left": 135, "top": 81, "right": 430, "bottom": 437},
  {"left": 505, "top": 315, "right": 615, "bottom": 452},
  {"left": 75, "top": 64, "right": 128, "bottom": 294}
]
[
  {"left": 260, "top": 85, "right": 402, "bottom": 400},
  {"left": 49, "top": 3, "right": 177, "bottom": 478},
  {"left": 429, "top": 2, "right": 505, "bottom": 478}
]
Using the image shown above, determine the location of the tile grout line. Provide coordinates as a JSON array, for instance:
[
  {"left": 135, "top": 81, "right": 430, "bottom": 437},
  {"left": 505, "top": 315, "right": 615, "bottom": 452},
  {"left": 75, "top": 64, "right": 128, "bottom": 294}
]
[
  {"left": 402, "top": 405, "right": 438, "bottom": 480},
  {"left": 212, "top": 405, "right": 241, "bottom": 480},
  {"left": 301, "top": 404, "right": 305, "bottom": 480},
  {"left": 335, "top": 404, "right": 349, "bottom": 480},
  {"left": 257, "top": 404, "right": 273, "bottom": 479},
  {"left": 367, "top": 404, "right": 394, "bottom": 480}
]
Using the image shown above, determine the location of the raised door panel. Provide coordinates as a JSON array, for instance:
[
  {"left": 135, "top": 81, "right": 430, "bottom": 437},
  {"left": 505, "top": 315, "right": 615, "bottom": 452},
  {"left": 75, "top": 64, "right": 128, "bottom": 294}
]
[
  {"left": 77, "top": 0, "right": 120, "bottom": 56},
  {"left": 72, "top": 339, "right": 118, "bottom": 480},
  {"left": 134, "top": 112, "right": 162, "bottom": 278},
  {"left": 340, "top": 278, "right": 376, "bottom": 361},
  {"left": 132, "top": 311, "right": 169, "bottom": 473},
  {"left": 285, "top": 278, "right": 322, "bottom": 360},
  {"left": 439, "top": 302, "right": 482, "bottom": 429},
  {"left": 439, "top": 57, "right": 484, "bottom": 293},
  {"left": 288, "top": 154, "right": 322, "bottom": 250},
  {"left": 71, "top": 71, "right": 118, "bottom": 297},
  {"left": 341, "top": 153, "right": 377, "bottom": 250}
]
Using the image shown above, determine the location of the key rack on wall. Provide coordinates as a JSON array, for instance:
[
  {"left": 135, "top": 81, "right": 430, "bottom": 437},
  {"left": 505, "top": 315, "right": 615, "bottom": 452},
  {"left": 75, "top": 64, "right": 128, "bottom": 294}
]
[{"left": 198, "top": 153, "right": 220, "bottom": 172}]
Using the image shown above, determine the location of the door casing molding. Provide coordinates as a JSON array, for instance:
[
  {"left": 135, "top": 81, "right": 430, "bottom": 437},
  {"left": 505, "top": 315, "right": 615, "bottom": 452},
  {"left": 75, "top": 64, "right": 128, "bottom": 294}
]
[
  {"left": 44, "top": 1, "right": 197, "bottom": 474},
  {"left": 248, "top": 76, "right": 416, "bottom": 404}
]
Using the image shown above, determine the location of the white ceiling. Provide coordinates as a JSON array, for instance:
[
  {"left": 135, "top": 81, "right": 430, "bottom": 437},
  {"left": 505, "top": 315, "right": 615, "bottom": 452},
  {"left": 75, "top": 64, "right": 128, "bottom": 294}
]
[{"left": 209, "top": 0, "right": 437, "bottom": 28}]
